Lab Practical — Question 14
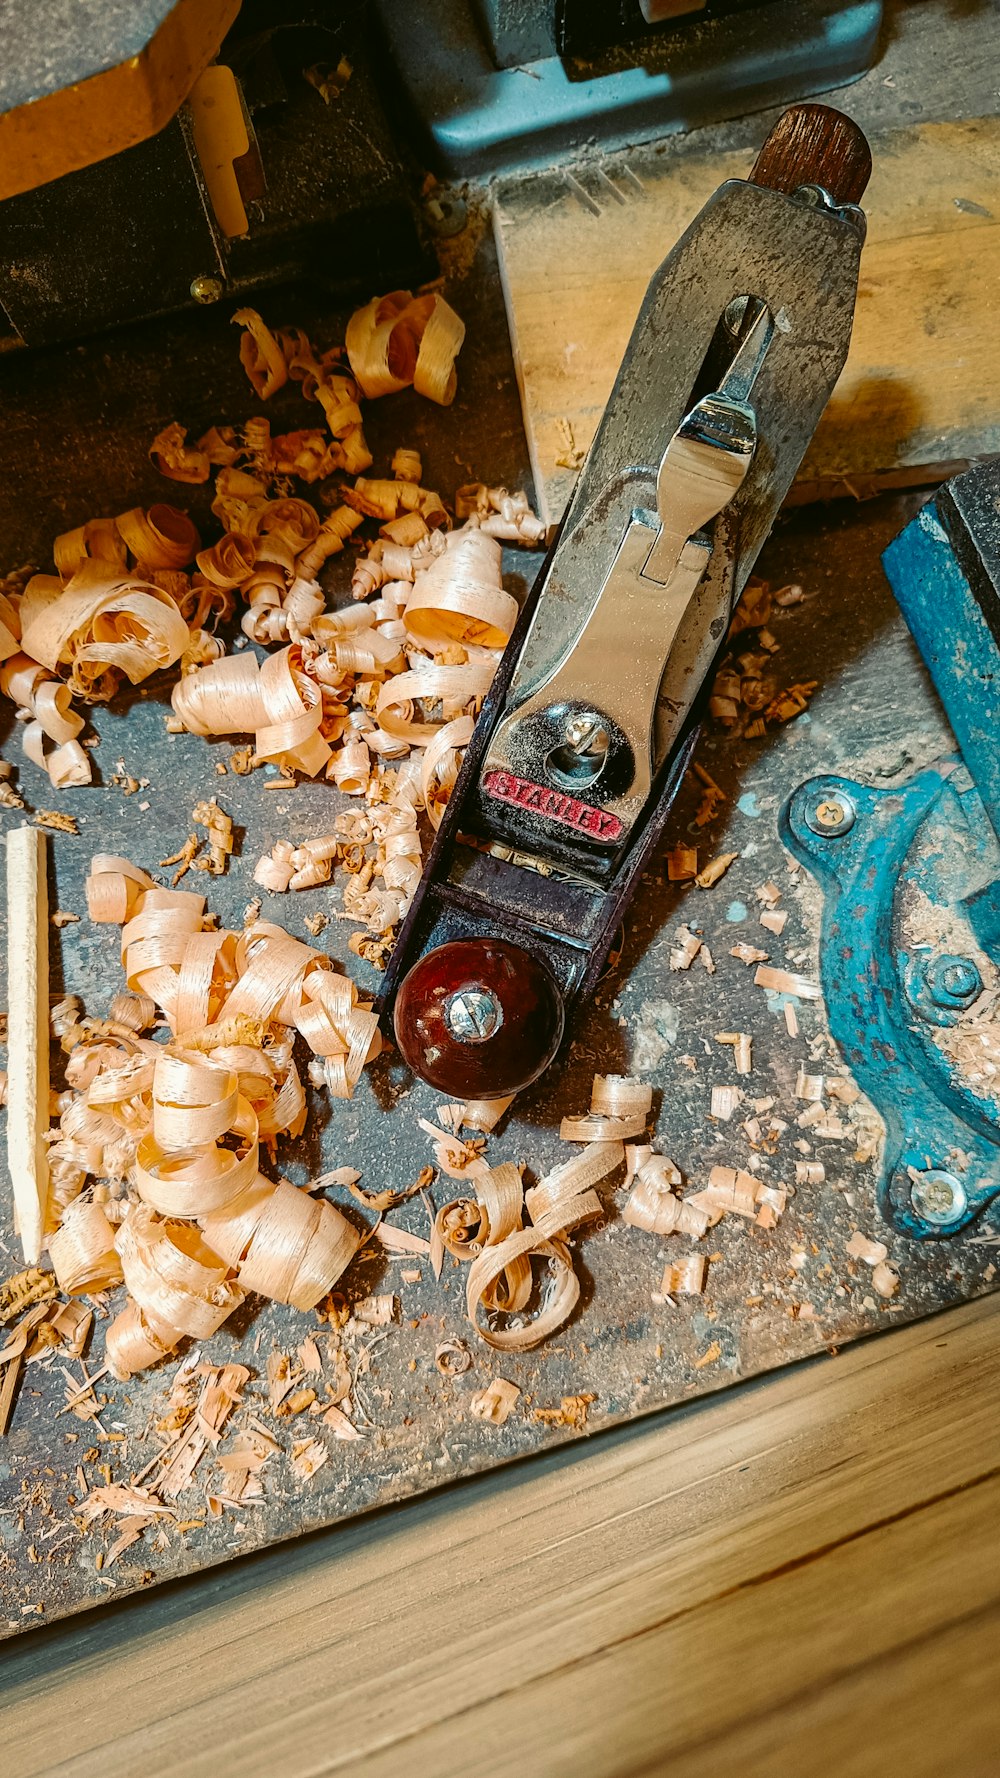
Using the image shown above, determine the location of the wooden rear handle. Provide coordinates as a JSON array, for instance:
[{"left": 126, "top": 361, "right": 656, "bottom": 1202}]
[{"left": 748, "top": 103, "right": 872, "bottom": 207}]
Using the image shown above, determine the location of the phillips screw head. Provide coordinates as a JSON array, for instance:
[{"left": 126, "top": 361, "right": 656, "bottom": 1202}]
[{"left": 909, "top": 1168, "right": 967, "bottom": 1227}]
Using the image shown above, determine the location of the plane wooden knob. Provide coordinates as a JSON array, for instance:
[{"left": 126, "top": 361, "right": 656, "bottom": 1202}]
[{"left": 393, "top": 938, "right": 565, "bottom": 1098}]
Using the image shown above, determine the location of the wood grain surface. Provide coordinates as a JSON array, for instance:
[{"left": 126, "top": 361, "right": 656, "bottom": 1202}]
[
  {"left": 496, "top": 116, "right": 1000, "bottom": 525},
  {"left": 4, "top": 1291, "right": 999, "bottom": 1776}
]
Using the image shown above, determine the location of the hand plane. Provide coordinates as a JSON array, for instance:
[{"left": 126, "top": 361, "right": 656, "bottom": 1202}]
[{"left": 380, "top": 103, "right": 872, "bottom": 1100}]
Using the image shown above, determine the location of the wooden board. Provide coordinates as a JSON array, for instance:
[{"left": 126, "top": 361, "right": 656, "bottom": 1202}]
[
  {"left": 495, "top": 117, "right": 1000, "bottom": 526},
  {"left": 4, "top": 1288, "right": 1000, "bottom": 1775}
]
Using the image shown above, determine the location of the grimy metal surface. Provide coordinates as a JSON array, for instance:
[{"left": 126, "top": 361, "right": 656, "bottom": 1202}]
[{"left": 0, "top": 218, "right": 995, "bottom": 1633}]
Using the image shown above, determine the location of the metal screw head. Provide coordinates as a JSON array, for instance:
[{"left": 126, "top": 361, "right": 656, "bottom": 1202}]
[
  {"left": 423, "top": 192, "right": 468, "bottom": 238},
  {"left": 910, "top": 1168, "right": 967, "bottom": 1226},
  {"left": 190, "top": 274, "right": 224, "bottom": 304},
  {"left": 563, "top": 713, "right": 610, "bottom": 758},
  {"left": 805, "top": 791, "right": 856, "bottom": 837},
  {"left": 444, "top": 987, "right": 503, "bottom": 1045}
]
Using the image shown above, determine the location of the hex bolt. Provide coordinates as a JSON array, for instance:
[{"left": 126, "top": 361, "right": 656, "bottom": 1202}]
[
  {"left": 925, "top": 953, "right": 983, "bottom": 1010},
  {"left": 445, "top": 987, "right": 503, "bottom": 1045},
  {"left": 190, "top": 274, "right": 225, "bottom": 304},
  {"left": 909, "top": 1168, "right": 967, "bottom": 1226},
  {"left": 805, "top": 791, "right": 856, "bottom": 837}
]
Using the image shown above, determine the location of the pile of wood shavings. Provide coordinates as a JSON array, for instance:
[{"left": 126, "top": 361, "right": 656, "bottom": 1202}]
[
  {"left": 39, "top": 853, "right": 383, "bottom": 1381},
  {"left": 706, "top": 578, "right": 818, "bottom": 738},
  {"left": 0, "top": 298, "right": 543, "bottom": 976}
]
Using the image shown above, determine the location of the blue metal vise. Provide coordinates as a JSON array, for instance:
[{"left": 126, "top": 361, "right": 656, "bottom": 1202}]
[{"left": 782, "top": 460, "right": 1000, "bottom": 1239}]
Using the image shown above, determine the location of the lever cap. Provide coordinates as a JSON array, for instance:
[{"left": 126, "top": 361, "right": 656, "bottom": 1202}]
[{"left": 393, "top": 937, "right": 565, "bottom": 1099}]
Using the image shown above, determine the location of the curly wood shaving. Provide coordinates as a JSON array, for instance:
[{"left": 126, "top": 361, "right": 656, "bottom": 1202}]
[
  {"left": 48, "top": 1199, "right": 122, "bottom": 1295},
  {"left": 201, "top": 1175, "right": 360, "bottom": 1311},
  {"left": 346, "top": 290, "right": 465, "bottom": 405},
  {"left": 524, "top": 1142, "right": 624, "bottom": 1224},
  {"left": 21, "top": 564, "right": 191, "bottom": 703},
  {"left": 623, "top": 1155, "right": 709, "bottom": 1239},
  {"left": 685, "top": 1165, "right": 759, "bottom": 1225},
  {"left": 403, "top": 529, "right": 517, "bottom": 650},
  {"left": 232, "top": 309, "right": 288, "bottom": 400},
  {"left": 454, "top": 484, "right": 546, "bottom": 545},
  {"left": 434, "top": 1338, "right": 472, "bottom": 1375},
  {"left": 460, "top": 1096, "right": 514, "bottom": 1134},
  {"left": 465, "top": 1160, "right": 604, "bottom": 1351},
  {"left": 150, "top": 424, "right": 211, "bottom": 484}
]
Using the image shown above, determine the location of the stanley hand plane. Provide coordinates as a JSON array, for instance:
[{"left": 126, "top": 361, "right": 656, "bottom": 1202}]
[{"left": 380, "top": 103, "right": 872, "bottom": 1099}]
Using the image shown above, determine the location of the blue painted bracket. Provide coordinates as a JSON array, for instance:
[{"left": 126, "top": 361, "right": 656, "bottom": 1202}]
[
  {"left": 782, "top": 767, "right": 1000, "bottom": 1238},
  {"left": 784, "top": 462, "right": 1000, "bottom": 1238}
]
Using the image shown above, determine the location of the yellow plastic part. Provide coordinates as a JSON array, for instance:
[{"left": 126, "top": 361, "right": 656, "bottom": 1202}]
[{"left": 0, "top": 0, "right": 241, "bottom": 201}]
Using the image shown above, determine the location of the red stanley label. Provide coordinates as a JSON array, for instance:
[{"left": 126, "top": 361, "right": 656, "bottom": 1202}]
[{"left": 482, "top": 769, "right": 624, "bottom": 844}]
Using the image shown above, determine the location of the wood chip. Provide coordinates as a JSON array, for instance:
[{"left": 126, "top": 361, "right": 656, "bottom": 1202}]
[
  {"left": 469, "top": 1378, "right": 519, "bottom": 1424},
  {"left": 759, "top": 909, "right": 788, "bottom": 935},
  {"left": 290, "top": 1437, "right": 329, "bottom": 1479},
  {"left": 666, "top": 846, "right": 698, "bottom": 882},
  {"left": 696, "top": 852, "right": 737, "bottom": 890},
  {"left": 322, "top": 1402, "right": 363, "bottom": 1439},
  {"left": 533, "top": 1393, "right": 595, "bottom": 1429},
  {"left": 795, "top": 1161, "right": 825, "bottom": 1185},
  {"left": 795, "top": 1070, "right": 825, "bottom": 1102},
  {"left": 353, "top": 1293, "right": 396, "bottom": 1325},
  {"left": 846, "top": 1230, "right": 889, "bottom": 1266},
  {"left": 784, "top": 1002, "right": 799, "bottom": 1037},
  {"left": 872, "top": 1259, "right": 900, "bottom": 1298},
  {"left": 375, "top": 1222, "right": 432, "bottom": 1257},
  {"left": 754, "top": 964, "right": 821, "bottom": 1000},
  {"left": 657, "top": 1254, "right": 707, "bottom": 1297},
  {"left": 669, "top": 925, "right": 703, "bottom": 970},
  {"left": 711, "top": 1085, "right": 742, "bottom": 1121},
  {"left": 731, "top": 941, "right": 768, "bottom": 967},
  {"left": 827, "top": 1077, "right": 860, "bottom": 1105}
]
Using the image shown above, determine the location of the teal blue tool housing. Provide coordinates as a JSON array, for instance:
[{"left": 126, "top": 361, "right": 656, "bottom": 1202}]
[
  {"left": 375, "top": 0, "right": 884, "bottom": 176},
  {"left": 783, "top": 461, "right": 1000, "bottom": 1239}
]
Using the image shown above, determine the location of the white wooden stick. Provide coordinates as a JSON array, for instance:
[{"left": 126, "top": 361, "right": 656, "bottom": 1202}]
[{"left": 6, "top": 826, "right": 49, "bottom": 1262}]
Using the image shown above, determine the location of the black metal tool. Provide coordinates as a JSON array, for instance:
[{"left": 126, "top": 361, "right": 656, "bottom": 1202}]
[{"left": 382, "top": 103, "right": 872, "bottom": 1099}]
